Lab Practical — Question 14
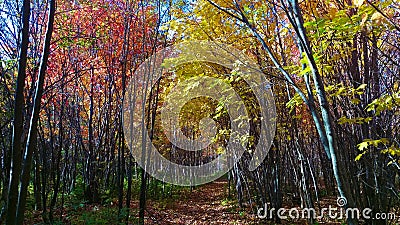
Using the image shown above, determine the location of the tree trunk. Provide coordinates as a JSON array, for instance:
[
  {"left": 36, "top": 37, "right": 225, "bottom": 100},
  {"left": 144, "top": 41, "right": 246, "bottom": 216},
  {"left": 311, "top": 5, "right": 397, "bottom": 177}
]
[
  {"left": 6, "top": 0, "right": 31, "bottom": 223},
  {"left": 15, "top": 0, "right": 56, "bottom": 223}
]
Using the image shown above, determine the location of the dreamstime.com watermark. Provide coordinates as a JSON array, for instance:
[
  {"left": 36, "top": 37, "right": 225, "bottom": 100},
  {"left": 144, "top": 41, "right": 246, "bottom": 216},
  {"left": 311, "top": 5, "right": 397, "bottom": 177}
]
[
  {"left": 123, "top": 41, "right": 276, "bottom": 186},
  {"left": 257, "top": 197, "right": 398, "bottom": 221}
]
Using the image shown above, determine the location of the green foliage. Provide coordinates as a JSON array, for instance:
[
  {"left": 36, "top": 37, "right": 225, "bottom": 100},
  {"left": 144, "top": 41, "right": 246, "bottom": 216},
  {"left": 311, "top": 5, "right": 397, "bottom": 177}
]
[
  {"left": 381, "top": 144, "right": 400, "bottom": 166},
  {"left": 326, "top": 83, "right": 367, "bottom": 99},
  {"left": 355, "top": 138, "right": 390, "bottom": 161},
  {"left": 337, "top": 116, "right": 372, "bottom": 125},
  {"left": 286, "top": 93, "right": 303, "bottom": 113},
  {"left": 68, "top": 175, "right": 87, "bottom": 206},
  {"left": 76, "top": 207, "right": 132, "bottom": 225},
  {"left": 353, "top": 87, "right": 399, "bottom": 161},
  {"left": 381, "top": 145, "right": 400, "bottom": 157},
  {"left": 366, "top": 91, "right": 400, "bottom": 116}
]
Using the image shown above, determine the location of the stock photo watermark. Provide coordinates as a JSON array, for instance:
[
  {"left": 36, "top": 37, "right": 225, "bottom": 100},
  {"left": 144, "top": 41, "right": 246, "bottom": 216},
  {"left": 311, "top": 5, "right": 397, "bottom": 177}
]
[
  {"left": 257, "top": 197, "right": 397, "bottom": 221},
  {"left": 122, "top": 41, "right": 276, "bottom": 186}
]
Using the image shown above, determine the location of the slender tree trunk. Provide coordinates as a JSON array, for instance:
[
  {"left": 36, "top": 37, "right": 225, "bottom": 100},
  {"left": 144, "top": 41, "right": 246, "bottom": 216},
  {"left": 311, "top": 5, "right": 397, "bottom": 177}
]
[
  {"left": 138, "top": 168, "right": 147, "bottom": 225},
  {"left": 287, "top": 1, "right": 356, "bottom": 223},
  {"left": 125, "top": 155, "right": 133, "bottom": 224},
  {"left": 139, "top": 78, "right": 160, "bottom": 224},
  {"left": 6, "top": 0, "right": 31, "bottom": 223},
  {"left": 49, "top": 72, "right": 65, "bottom": 223},
  {"left": 15, "top": 1, "right": 56, "bottom": 223}
]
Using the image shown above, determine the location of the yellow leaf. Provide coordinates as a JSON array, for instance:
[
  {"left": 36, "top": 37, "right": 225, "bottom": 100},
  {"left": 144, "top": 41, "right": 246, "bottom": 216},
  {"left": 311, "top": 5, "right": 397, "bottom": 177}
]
[
  {"left": 394, "top": 81, "right": 399, "bottom": 91},
  {"left": 351, "top": 98, "right": 361, "bottom": 104},
  {"left": 355, "top": 153, "right": 364, "bottom": 161},
  {"left": 353, "top": 0, "right": 364, "bottom": 7},
  {"left": 338, "top": 116, "right": 349, "bottom": 125},
  {"left": 371, "top": 12, "right": 382, "bottom": 21},
  {"left": 358, "top": 140, "right": 371, "bottom": 151},
  {"left": 356, "top": 84, "right": 367, "bottom": 91}
]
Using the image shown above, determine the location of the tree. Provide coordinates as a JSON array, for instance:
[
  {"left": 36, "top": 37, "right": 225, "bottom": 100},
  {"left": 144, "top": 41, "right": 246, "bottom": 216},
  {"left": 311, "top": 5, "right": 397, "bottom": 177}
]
[{"left": 6, "top": 0, "right": 31, "bottom": 223}]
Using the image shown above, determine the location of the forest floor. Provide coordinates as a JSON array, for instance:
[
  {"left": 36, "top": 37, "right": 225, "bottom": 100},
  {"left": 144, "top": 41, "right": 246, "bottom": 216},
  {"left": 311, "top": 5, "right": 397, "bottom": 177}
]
[{"left": 25, "top": 178, "right": 345, "bottom": 224}]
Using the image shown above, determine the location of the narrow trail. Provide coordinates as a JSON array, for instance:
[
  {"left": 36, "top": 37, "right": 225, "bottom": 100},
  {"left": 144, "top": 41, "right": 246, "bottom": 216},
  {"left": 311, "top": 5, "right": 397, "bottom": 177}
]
[
  {"left": 145, "top": 179, "right": 259, "bottom": 225},
  {"left": 143, "top": 179, "right": 338, "bottom": 225}
]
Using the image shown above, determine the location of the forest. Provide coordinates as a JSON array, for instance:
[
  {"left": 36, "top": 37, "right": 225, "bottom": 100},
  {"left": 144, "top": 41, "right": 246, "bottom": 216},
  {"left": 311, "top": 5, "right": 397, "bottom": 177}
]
[{"left": 0, "top": 0, "right": 399, "bottom": 224}]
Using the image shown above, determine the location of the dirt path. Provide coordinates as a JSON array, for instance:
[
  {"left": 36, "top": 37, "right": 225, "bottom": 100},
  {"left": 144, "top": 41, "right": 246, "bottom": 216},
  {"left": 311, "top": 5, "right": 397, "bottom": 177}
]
[
  {"left": 24, "top": 178, "right": 344, "bottom": 224},
  {"left": 145, "top": 179, "right": 259, "bottom": 225}
]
